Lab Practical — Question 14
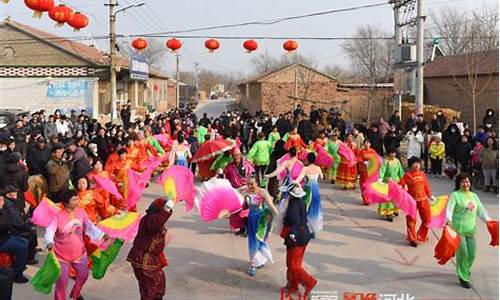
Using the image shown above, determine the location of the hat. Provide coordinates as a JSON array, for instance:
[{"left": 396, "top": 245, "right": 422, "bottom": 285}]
[
  {"left": 2, "top": 185, "right": 19, "bottom": 194},
  {"left": 146, "top": 198, "right": 166, "bottom": 214},
  {"left": 286, "top": 183, "right": 306, "bottom": 198}
]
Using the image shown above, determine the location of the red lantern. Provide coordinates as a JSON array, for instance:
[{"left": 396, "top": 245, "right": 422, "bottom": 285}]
[
  {"left": 67, "top": 12, "right": 88, "bottom": 32},
  {"left": 283, "top": 40, "right": 298, "bottom": 53},
  {"left": 243, "top": 40, "right": 258, "bottom": 53},
  {"left": 204, "top": 39, "right": 220, "bottom": 53},
  {"left": 24, "top": 0, "right": 54, "bottom": 18},
  {"left": 166, "top": 38, "right": 182, "bottom": 52},
  {"left": 48, "top": 4, "right": 73, "bottom": 27},
  {"left": 132, "top": 38, "right": 148, "bottom": 51}
]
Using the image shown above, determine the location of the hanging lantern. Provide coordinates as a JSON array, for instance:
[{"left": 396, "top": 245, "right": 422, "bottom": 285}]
[
  {"left": 48, "top": 4, "right": 73, "bottom": 27},
  {"left": 204, "top": 39, "right": 220, "bottom": 53},
  {"left": 67, "top": 12, "right": 88, "bottom": 32},
  {"left": 283, "top": 40, "right": 298, "bottom": 53},
  {"left": 166, "top": 38, "right": 182, "bottom": 52},
  {"left": 132, "top": 38, "right": 148, "bottom": 51},
  {"left": 24, "top": 0, "right": 54, "bottom": 18},
  {"left": 243, "top": 40, "right": 258, "bottom": 53}
]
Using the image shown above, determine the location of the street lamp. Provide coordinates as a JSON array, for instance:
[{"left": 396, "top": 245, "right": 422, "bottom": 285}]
[{"left": 108, "top": 0, "right": 145, "bottom": 124}]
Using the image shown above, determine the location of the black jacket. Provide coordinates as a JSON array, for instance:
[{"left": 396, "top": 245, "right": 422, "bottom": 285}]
[
  {"left": 367, "top": 130, "right": 384, "bottom": 155},
  {"left": 0, "top": 202, "right": 15, "bottom": 245},
  {"left": 26, "top": 144, "right": 51, "bottom": 176},
  {"left": 443, "top": 124, "right": 461, "bottom": 158},
  {"left": 383, "top": 131, "right": 402, "bottom": 153},
  {"left": 283, "top": 196, "right": 311, "bottom": 247},
  {"left": 456, "top": 142, "right": 473, "bottom": 164}
]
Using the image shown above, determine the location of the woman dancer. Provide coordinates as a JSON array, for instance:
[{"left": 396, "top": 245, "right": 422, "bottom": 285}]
[
  {"left": 44, "top": 190, "right": 105, "bottom": 300},
  {"left": 169, "top": 135, "right": 192, "bottom": 167},
  {"left": 378, "top": 148, "right": 404, "bottom": 222},
  {"left": 294, "top": 152, "right": 324, "bottom": 235},
  {"left": 239, "top": 176, "right": 278, "bottom": 276},
  {"left": 446, "top": 173, "right": 493, "bottom": 289},
  {"left": 336, "top": 134, "right": 358, "bottom": 190}
]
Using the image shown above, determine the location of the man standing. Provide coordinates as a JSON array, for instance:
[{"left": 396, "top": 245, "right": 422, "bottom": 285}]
[
  {"left": 46, "top": 144, "right": 72, "bottom": 200},
  {"left": 26, "top": 136, "right": 51, "bottom": 178},
  {"left": 120, "top": 104, "right": 132, "bottom": 130},
  {"left": 11, "top": 119, "right": 29, "bottom": 160}
]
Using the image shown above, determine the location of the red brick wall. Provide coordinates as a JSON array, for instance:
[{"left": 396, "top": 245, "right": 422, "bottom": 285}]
[{"left": 424, "top": 75, "right": 499, "bottom": 128}]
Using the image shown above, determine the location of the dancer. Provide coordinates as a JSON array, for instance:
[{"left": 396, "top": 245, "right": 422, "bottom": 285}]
[
  {"left": 358, "top": 139, "right": 379, "bottom": 205},
  {"left": 239, "top": 176, "right": 278, "bottom": 276},
  {"left": 399, "top": 157, "right": 434, "bottom": 247},
  {"left": 446, "top": 173, "right": 492, "bottom": 289},
  {"left": 224, "top": 151, "right": 255, "bottom": 189},
  {"left": 265, "top": 147, "right": 304, "bottom": 201},
  {"left": 76, "top": 177, "right": 118, "bottom": 223},
  {"left": 168, "top": 135, "right": 192, "bottom": 167},
  {"left": 325, "top": 129, "right": 341, "bottom": 184},
  {"left": 246, "top": 132, "right": 272, "bottom": 186},
  {"left": 378, "top": 148, "right": 404, "bottom": 222},
  {"left": 44, "top": 190, "right": 105, "bottom": 300},
  {"left": 127, "top": 198, "right": 174, "bottom": 300},
  {"left": 281, "top": 183, "right": 317, "bottom": 298},
  {"left": 336, "top": 134, "right": 358, "bottom": 190},
  {"left": 294, "top": 152, "right": 324, "bottom": 235},
  {"left": 284, "top": 127, "right": 307, "bottom": 153}
]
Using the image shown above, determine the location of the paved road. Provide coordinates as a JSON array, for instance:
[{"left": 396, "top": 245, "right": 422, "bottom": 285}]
[
  {"left": 195, "top": 98, "right": 234, "bottom": 119},
  {"left": 16, "top": 179, "right": 498, "bottom": 300}
]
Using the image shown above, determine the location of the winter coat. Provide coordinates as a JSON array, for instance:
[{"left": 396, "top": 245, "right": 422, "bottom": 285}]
[
  {"left": 26, "top": 144, "right": 51, "bottom": 176},
  {"left": 480, "top": 147, "right": 499, "bottom": 170},
  {"left": 247, "top": 140, "right": 272, "bottom": 166},
  {"left": 46, "top": 158, "right": 72, "bottom": 194},
  {"left": 442, "top": 124, "right": 461, "bottom": 159},
  {"left": 456, "top": 142, "right": 473, "bottom": 164},
  {"left": 43, "top": 122, "right": 57, "bottom": 138},
  {"left": 406, "top": 131, "right": 423, "bottom": 159}
]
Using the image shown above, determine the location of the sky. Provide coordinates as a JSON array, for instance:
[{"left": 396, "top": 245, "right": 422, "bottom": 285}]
[{"left": 0, "top": 0, "right": 496, "bottom": 78}]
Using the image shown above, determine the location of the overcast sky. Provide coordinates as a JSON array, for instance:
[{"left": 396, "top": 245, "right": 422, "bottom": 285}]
[{"left": 0, "top": 0, "right": 496, "bottom": 77}]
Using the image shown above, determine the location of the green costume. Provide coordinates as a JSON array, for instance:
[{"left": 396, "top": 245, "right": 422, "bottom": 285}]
[
  {"left": 446, "top": 190, "right": 490, "bottom": 282},
  {"left": 267, "top": 132, "right": 280, "bottom": 147},
  {"left": 378, "top": 157, "right": 404, "bottom": 217},
  {"left": 247, "top": 140, "right": 272, "bottom": 166},
  {"left": 197, "top": 126, "right": 208, "bottom": 144},
  {"left": 325, "top": 140, "right": 340, "bottom": 181}
]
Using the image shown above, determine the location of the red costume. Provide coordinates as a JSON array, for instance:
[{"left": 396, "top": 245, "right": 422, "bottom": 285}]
[
  {"left": 399, "top": 170, "right": 432, "bottom": 243},
  {"left": 336, "top": 141, "right": 358, "bottom": 189},
  {"left": 127, "top": 199, "right": 172, "bottom": 300},
  {"left": 285, "top": 134, "right": 307, "bottom": 153},
  {"left": 357, "top": 147, "right": 378, "bottom": 204}
]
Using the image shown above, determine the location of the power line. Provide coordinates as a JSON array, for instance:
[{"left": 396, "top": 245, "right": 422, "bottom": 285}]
[{"left": 143, "top": 2, "right": 389, "bottom": 36}]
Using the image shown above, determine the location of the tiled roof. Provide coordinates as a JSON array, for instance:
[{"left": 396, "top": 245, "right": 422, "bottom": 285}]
[
  {"left": 241, "top": 63, "right": 337, "bottom": 84},
  {"left": 1, "top": 19, "right": 169, "bottom": 78},
  {"left": 424, "top": 49, "right": 499, "bottom": 78}
]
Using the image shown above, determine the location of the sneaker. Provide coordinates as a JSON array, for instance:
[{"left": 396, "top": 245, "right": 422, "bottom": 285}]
[
  {"left": 13, "top": 275, "right": 29, "bottom": 284},
  {"left": 247, "top": 266, "right": 256, "bottom": 277},
  {"left": 386, "top": 216, "right": 393, "bottom": 222},
  {"left": 459, "top": 278, "right": 471, "bottom": 289},
  {"left": 409, "top": 241, "right": 418, "bottom": 247}
]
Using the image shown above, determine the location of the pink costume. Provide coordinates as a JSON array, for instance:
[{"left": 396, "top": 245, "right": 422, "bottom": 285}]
[{"left": 44, "top": 208, "right": 104, "bottom": 300}]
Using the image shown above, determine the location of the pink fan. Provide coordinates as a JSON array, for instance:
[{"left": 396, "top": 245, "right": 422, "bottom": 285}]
[
  {"left": 154, "top": 134, "right": 173, "bottom": 149},
  {"left": 31, "top": 198, "right": 62, "bottom": 227},
  {"left": 314, "top": 145, "right": 334, "bottom": 168},
  {"left": 276, "top": 154, "right": 303, "bottom": 181},
  {"left": 94, "top": 175, "right": 123, "bottom": 200},
  {"left": 197, "top": 178, "right": 243, "bottom": 222},
  {"left": 159, "top": 165, "right": 197, "bottom": 212},
  {"left": 140, "top": 154, "right": 167, "bottom": 170},
  {"left": 339, "top": 143, "right": 357, "bottom": 166}
]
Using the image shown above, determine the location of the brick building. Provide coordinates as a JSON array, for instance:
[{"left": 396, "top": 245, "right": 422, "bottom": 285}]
[
  {"left": 0, "top": 18, "right": 175, "bottom": 118},
  {"left": 424, "top": 49, "right": 499, "bottom": 128},
  {"left": 237, "top": 63, "right": 394, "bottom": 122}
]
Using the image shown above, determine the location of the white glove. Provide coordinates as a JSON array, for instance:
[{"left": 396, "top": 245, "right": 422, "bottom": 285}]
[
  {"left": 363, "top": 161, "right": 369, "bottom": 166},
  {"left": 429, "top": 195, "right": 436, "bottom": 202},
  {"left": 165, "top": 199, "right": 175, "bottom": 210}
]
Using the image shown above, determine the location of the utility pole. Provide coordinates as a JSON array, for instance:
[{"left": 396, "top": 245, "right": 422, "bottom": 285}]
[
  {"left": 175, "top": 51, "right": 180, "bottom": 108},
  {"left": 108, "top": 0, "right": 118, "bottom": 123},
  {"left": 415, "top": 0, "right": 425, "bottom": 114},
  {"left": 194, "top": 62, "right": 199, "bottom": 101},
  {"left": 393, "top": 0, "right": 403, "bottom": 114}
]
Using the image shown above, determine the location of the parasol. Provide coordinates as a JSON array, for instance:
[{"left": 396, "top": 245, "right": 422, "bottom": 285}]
[{"left": 191, "top": 139, "right": 235, "bottom": 163}]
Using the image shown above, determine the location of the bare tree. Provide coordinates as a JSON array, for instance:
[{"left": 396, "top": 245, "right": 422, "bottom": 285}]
[
  {"left": 250, "top": 48, "right": 278, "bottom": 74},
  {"left": 342, "top": 25, "right": 393, "bottom": 120},
  {"left": 118, "top": 38, "right": 168, "bottom": 70},
  {"left": 429, "top": 5, "right": 499, "bottom": 55},
  {"left": 322, "top": 64, "right": 355, "bottom": 81}
]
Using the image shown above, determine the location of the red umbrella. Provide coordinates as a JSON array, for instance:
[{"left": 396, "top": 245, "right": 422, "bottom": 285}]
[{"left": 191, "top": 140, "right": 235, "bottom": 163}]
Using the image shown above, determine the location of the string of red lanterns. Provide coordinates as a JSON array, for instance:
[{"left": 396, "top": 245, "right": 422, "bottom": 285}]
[
  {"left": 24, "top": 0, "right": 54, "bottom": 19},
  {"left": 48, "top": 4, "right": 73, "bottom": 27}
]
